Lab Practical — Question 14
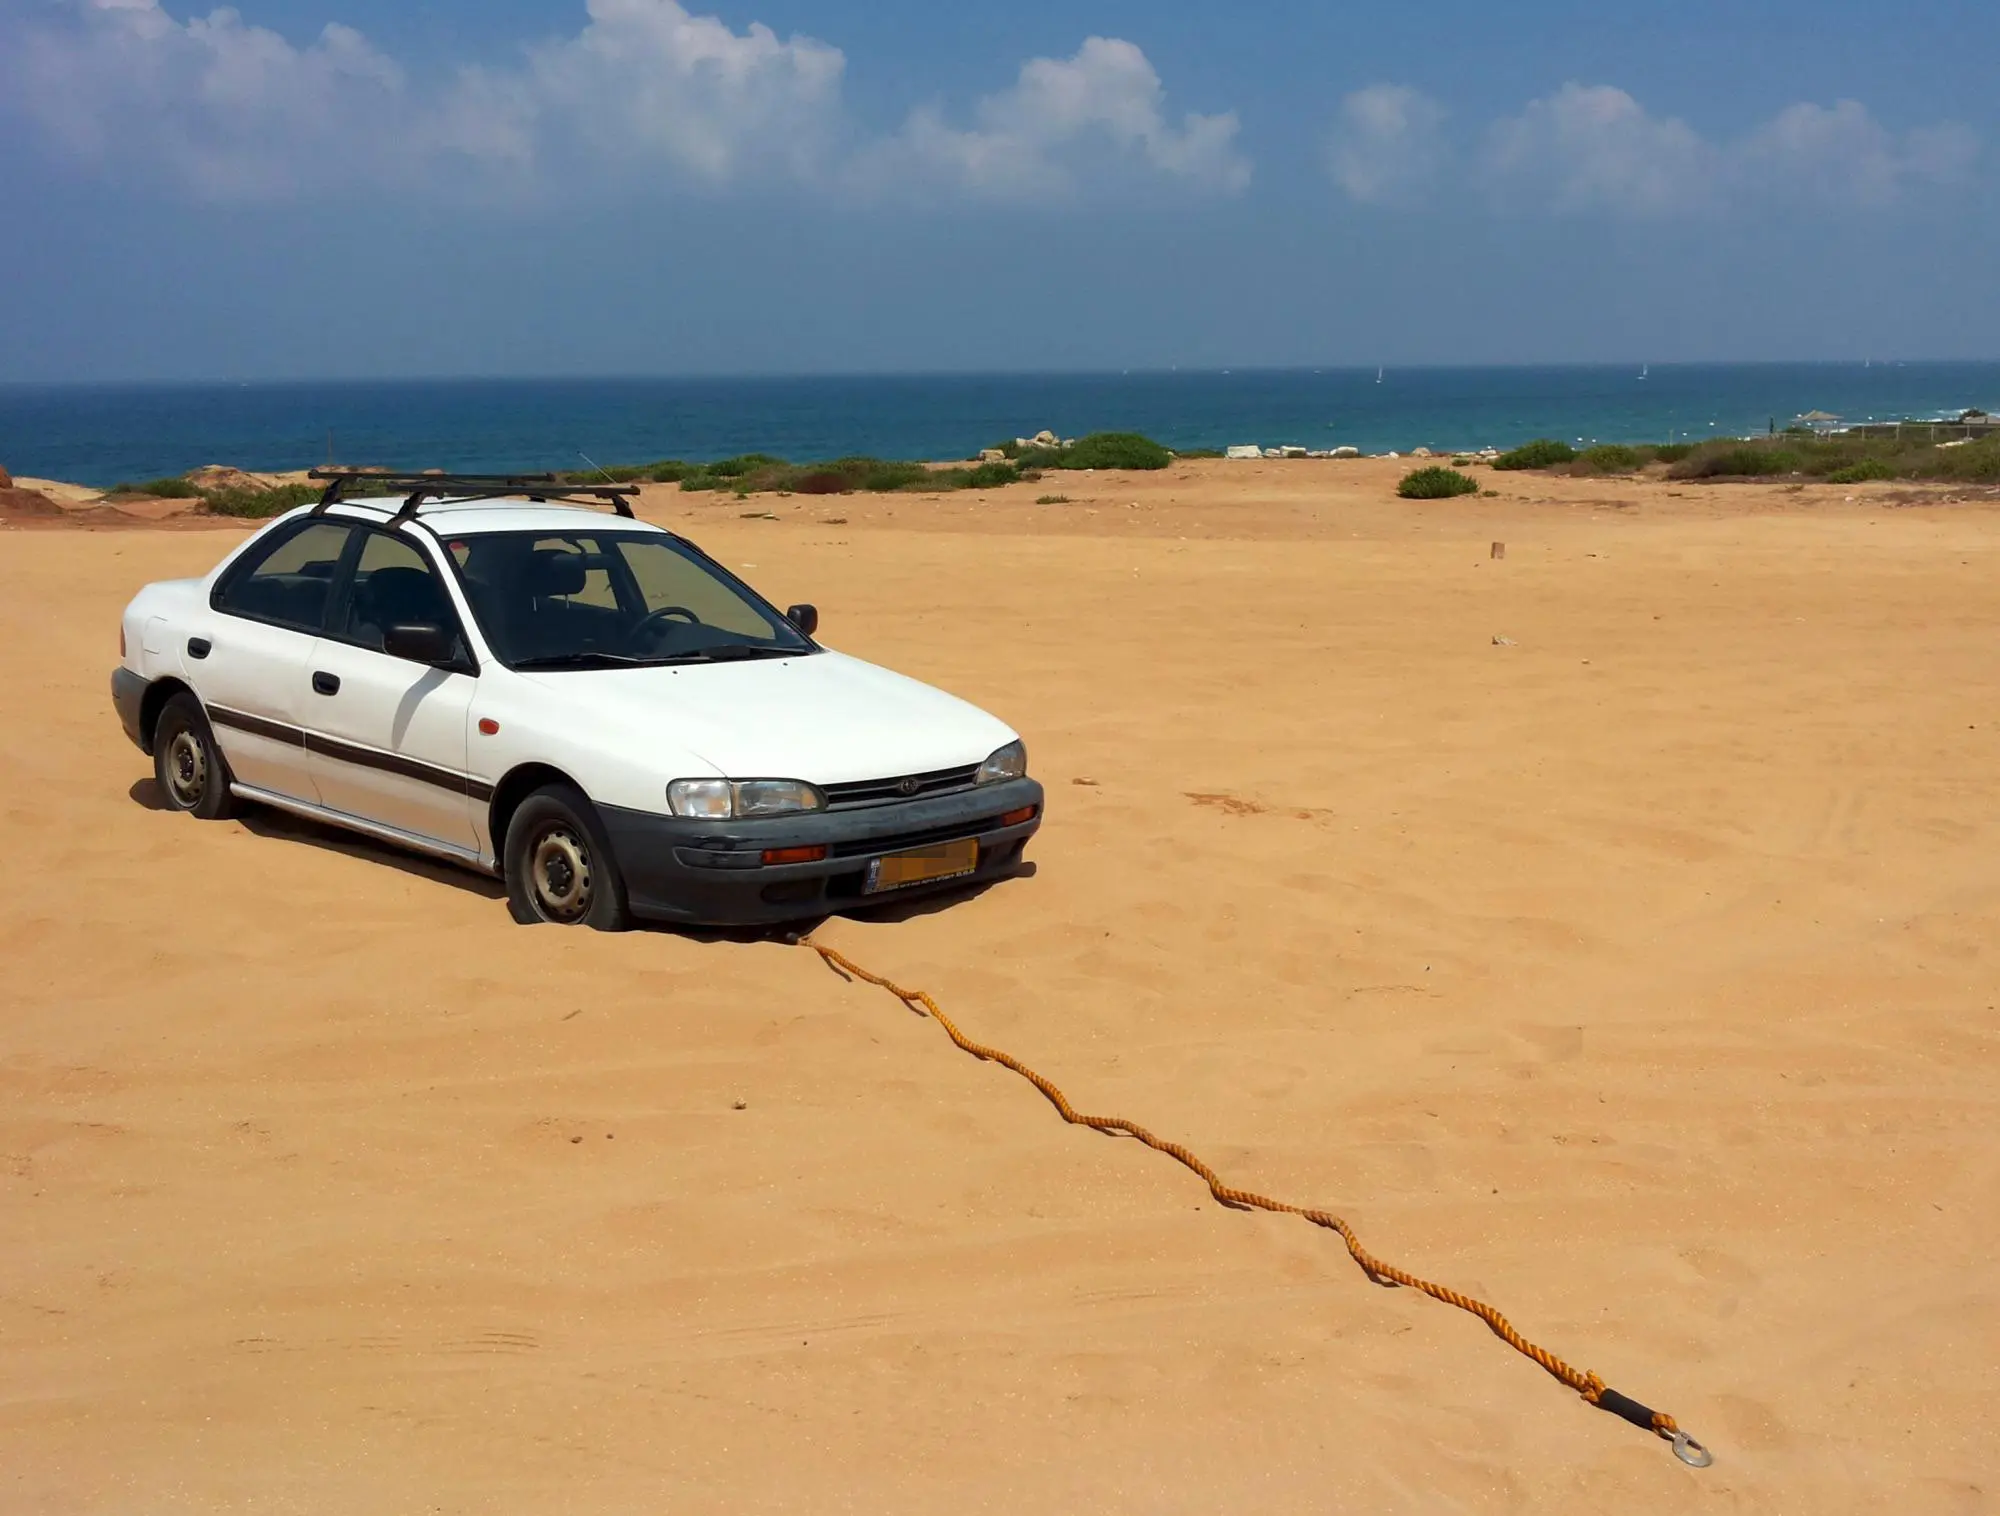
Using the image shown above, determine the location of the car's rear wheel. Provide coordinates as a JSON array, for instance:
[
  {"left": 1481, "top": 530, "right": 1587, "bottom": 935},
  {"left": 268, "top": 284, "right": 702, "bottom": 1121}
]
[
  {"left": 153, "top": 694, "right": 235, "bottom": 820},
  {"left": 505, "top": 784, "right": 631, "bottom": 931}
]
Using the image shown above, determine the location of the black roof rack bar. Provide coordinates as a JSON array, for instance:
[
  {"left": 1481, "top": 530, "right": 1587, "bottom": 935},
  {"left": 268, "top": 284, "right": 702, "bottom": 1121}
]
[{"left": 306, "top": 469, "right": 639, "bottom": 519}]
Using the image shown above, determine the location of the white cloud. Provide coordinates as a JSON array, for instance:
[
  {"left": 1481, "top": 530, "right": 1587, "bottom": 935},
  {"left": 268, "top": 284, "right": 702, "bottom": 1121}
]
[
  {"left": 4, "top": 0, "right": 408, "bottom": 197},
  {"left": 866, "top": 38, "right": 1249, "bottom": 199},
  {"left": 1738, "top": 100, "right": 1979, "bottom": 205},
  {"left": 1477, "top": 83, "right": 1980, "bottom": 216},
  {"left": 1326, "top": 84, "right": 1447, "bottom": 204},
  {"left": 1484, "top": 83, "right": 1713, "bottom": 215},
  {"left": 0, "top": 2, "right": 1248, "bottom": 203},
  {"left": 444, "top": 0, "right": 847, "bottom": 182}
]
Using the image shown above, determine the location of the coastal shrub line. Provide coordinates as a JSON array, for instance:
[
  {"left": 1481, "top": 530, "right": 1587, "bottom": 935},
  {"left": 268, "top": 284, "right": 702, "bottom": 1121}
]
[
  {"left": 1664, "top": 434, "right": 2000, "bottom": 483},
  {"left": 1476, "top": 433, "right": 1998, "bottom": 484},
  {"left": 202, "top": 483, "right": 321, "bottom": 518},
  {"left": 1398, "top": 466, "right": 1480, "bottom": 499},
  {"left": 559, "top": 431, "right": 1177, "bottom": 497},
  {"left": 1492, "top": 439, "right": 1579, "bottom": 471},
  {"left": 110, "top": 475, "right": 319, "bottom": 517}
]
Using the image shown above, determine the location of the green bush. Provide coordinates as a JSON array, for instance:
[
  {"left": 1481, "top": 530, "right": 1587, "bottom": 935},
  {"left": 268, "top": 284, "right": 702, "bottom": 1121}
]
[
  {"left": 1397, "top": 466, "right": 1480, "bottom": 500},
  {"left": 1669, "top": 446, "right": 1800, "bottom": 479},
  {"left": 836, "top": 458, "right": 928, "bottom": 492},
  {"left": 1012, "top": 432, "right": 1174, "bottom": 472},
  {"left": 963, "top": 461, "right": 1020, "bottom": 488},
  {"left": 1826, "top": 458, "right": 1897, "bottom": 484},
  {"left": 1035, "top": 494, "right": 1071, "bottom": 505},
  {"left": 115, "top": 476, "right": 201, "bottom": 498},
  {"left": 1935, "top": 438, "right": 2000, "bottom": 482},
  {"left": 1651, "top": 443, "right": 1695, "bottom": 463},
  {"left": 1577, "top": 444, "right": 1646, "bottom": 474},
  {"left": 1175, "top": 448, "right": 1226, "bottom": 460},
  {"left": 1492, "top": 439, "right": 1578, "bottom": 471},
  {"left": 792, "top": 470, "right": 852, "bottom": 495},
  {"left": 707, "top": 453, "right": 784, "bottom": 479},
  {"left": 644, "top": 460, "right": 693, "bottom": 483},
  {"left": 201, "top": 483, "right": 320, "bottom": 519}
]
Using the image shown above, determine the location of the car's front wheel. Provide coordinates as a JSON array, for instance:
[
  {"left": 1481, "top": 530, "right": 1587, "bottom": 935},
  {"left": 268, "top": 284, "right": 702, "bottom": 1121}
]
[
  {"left": 504, "top": 784, "right": 631, "bottom": 931},
  {"left": 153, "top": 693, "right": 236, "bottom": 820}
]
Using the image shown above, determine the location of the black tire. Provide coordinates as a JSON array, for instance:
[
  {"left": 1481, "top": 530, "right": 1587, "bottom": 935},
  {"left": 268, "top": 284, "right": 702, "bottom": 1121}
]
[
  {"left": 153, "top": 693, "right": 236, "bottom": 820},
  {"left": 504, "top": 784, "right": 631, "bottom": 931}
]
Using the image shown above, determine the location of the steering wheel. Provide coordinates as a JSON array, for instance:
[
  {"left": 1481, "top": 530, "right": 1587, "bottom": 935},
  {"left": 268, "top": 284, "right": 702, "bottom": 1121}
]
[{"left": 633, "top": 606, "right": 703, "bottom": 644}]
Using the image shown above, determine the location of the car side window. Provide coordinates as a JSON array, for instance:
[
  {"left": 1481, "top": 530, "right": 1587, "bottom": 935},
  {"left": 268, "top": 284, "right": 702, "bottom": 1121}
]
[
  {"left": 214, "top": 520, "right": 355, "bottom": 633},
  {"left": 336, "top": 529, "right": 467, "bottom": 659}
]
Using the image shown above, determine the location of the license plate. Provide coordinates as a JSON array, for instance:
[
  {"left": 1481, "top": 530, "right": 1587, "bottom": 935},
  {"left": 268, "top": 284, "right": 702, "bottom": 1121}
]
[{"left": 865, "top": 837, "right": 980, "bottom": 894}]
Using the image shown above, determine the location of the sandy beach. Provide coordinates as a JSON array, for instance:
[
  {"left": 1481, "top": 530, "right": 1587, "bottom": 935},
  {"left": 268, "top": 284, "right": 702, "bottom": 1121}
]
[{"left": 4, "top": 459, "right": 1997, "bottom": 1513}]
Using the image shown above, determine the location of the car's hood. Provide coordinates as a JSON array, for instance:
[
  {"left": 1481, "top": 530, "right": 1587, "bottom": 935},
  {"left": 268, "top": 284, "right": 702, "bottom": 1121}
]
[{"left": 514, "top": 649, "right": 1016, "bottom": 783}]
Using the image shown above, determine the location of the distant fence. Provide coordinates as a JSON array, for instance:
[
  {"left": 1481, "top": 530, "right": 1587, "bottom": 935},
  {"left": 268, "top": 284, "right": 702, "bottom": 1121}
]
[{"left": 1813, "top": 419, "right": 1999, "bottom": 442}]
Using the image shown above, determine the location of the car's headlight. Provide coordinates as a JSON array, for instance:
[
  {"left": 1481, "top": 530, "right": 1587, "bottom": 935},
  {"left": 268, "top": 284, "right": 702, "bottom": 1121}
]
[
  {"left": 975, "top": 740, "right": 1028, "bottom": 786},
  {"left": 667, "top": 778, "right": 827, "bottom": 819}
]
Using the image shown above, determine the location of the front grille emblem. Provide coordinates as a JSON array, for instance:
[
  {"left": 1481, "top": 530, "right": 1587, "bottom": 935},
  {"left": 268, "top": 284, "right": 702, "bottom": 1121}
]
[{"left": 896, "top": 778, "right": 921, "bottom": 796}]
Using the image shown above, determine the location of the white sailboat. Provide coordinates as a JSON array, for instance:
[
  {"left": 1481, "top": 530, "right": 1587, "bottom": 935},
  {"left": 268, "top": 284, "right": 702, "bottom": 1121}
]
[
  {"left": 1639, "top": 363, "right": 1649, "bottom": 380},
  {"left": 1375, "top": 366, "right": 1384, "bottom": 385}
]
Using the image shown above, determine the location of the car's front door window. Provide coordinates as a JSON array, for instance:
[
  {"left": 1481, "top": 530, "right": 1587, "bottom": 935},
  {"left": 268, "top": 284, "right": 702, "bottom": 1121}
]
[{"left": 336, "top": 529, "right": 469, "bottom": 663}]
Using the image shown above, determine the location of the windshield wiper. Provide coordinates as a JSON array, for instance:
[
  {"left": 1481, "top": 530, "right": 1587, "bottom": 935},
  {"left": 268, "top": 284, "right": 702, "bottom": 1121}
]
[
  {"left": 509, "top": 651, "right": 672, "bottom": 671},
  {"left": 657, "top": 644, "right": 804, "bottom": 665}
]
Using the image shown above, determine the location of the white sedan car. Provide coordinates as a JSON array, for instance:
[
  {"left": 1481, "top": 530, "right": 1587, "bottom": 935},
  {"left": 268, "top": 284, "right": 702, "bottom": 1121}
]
[{"left": 111, "top": 471, "right": 1043, "bottom": 929}]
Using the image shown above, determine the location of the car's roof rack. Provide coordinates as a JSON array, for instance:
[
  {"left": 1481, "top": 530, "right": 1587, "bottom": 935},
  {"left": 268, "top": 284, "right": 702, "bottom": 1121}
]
[{"left": 307, "top": 469, "right": 639, "bottom": 520}]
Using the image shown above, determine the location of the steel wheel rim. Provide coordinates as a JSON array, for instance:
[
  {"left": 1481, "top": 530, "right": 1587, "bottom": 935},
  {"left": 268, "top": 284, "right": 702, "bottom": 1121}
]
[
  {"left": 165, "top": 729, "right": 208, "bottom": 808},
  {"left": 529, "top": 826, "right": 593, "bottom": 922}
]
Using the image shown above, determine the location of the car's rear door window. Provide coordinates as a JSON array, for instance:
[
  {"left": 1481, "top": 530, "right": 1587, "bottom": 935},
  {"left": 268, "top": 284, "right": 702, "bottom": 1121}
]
[{"left": 214, "top": 520, "right": 354, "bottom": 633}]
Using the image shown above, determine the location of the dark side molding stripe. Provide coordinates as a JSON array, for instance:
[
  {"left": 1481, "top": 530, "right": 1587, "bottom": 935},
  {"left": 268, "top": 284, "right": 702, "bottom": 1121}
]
[{"left": 208, "top": 704, "right": 496, "bottom": 803}]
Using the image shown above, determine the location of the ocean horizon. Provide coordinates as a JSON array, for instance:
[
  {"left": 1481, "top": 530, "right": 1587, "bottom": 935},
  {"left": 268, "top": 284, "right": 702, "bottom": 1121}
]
[{"left": 5, "top": 362, "right": 1997, "bottom": 488}]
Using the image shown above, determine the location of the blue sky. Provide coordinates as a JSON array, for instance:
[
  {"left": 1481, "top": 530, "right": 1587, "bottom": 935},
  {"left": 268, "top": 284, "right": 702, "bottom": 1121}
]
[{"left": 1, "top": 0, "right": 1994, "bottom": 380}]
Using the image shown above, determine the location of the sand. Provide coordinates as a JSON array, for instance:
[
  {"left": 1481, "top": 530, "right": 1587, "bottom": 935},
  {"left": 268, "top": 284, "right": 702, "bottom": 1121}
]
[{"left": 3, "top": 460, "right": 1997, "bottom": 1513}]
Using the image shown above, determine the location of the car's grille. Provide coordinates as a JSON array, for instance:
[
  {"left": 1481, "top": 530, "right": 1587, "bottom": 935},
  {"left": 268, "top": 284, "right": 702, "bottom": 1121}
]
[
  {"left": 822, "top": 763, "right": 980, "bottom": 810},
  {"left": 829, "top": 813, "right": 1008, "bottom": 860}
]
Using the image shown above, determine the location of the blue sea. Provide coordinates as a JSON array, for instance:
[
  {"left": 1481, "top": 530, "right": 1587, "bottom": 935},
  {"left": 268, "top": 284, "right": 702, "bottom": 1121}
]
[{"left": 3, "top": 364, "right": 1996, "bottom": 488}]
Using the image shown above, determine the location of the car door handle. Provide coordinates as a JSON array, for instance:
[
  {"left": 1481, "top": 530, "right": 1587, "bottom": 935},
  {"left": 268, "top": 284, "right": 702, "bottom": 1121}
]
[
  {"left": 311, "top": 672, "right": 341, "bottom": 696},
  {"left": 187, "top": 637, "right": 212, "bottom": 660}
]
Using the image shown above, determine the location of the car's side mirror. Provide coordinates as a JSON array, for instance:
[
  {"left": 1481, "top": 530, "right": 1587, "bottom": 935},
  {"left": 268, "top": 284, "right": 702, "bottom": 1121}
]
[
  {"left": 383, "top": 622, "right": 457, "bottom": 665},
  {"left": 786, "top": 604, "right": 819, "bottom": 636}
]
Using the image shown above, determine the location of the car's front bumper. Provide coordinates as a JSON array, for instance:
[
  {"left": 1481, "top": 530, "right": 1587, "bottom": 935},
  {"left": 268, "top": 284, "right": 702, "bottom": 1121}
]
[
  {"left": 599, "top": 777, "right": 1044, "bottom": 927},
  {"left": 111, "top": 667, "right": 148, "bottom": 751}
]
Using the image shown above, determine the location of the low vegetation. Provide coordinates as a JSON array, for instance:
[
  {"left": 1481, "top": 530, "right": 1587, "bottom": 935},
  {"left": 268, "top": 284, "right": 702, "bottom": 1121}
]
[
  {"left": 113, "top": 477, "right": 202, "bottom": 498},
  {"left": 201, "top": 483, "right": 321, "bottom": 518},
  {"left": 1471, "top": 431, "right": 1999, "bottom": 485},
  {"left": 1665, "top": 434, "right": 2000, "bottom": 484},
  {"left": 1492, "top": 439, "right": 1578, "bottom": 470},
  {"left": 558, "top": 431, "right": 1177, "bottom": 498},
  {"left": 1575, "top": 444, "right": 1646, "bottom": 474},
  {"left": 1397, "top": 465, "right": 1481, "bottom": 500},
  {"left": 989, "top": 432, "right": 1175, "bottom": 471},
  {"left": 108, "top": 473, "right": 320, "bottom": 517}
]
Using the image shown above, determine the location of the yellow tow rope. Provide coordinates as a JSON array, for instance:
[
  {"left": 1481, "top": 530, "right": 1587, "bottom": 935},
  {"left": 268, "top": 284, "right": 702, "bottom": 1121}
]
[{"left": 803, "top": 934, "right": 1712, "bottom": 1468}]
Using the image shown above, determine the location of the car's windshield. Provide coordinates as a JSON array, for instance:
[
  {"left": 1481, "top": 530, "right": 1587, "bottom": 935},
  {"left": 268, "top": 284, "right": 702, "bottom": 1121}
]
[{"left": 442, "top": 529, "right": 814, "bottom": 670}]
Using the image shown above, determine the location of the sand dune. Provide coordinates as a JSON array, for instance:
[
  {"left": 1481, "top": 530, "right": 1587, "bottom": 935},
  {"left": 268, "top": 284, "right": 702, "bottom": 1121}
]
[{"left": 3, "top": 462, "right": 1996, "bottom": 1512}]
